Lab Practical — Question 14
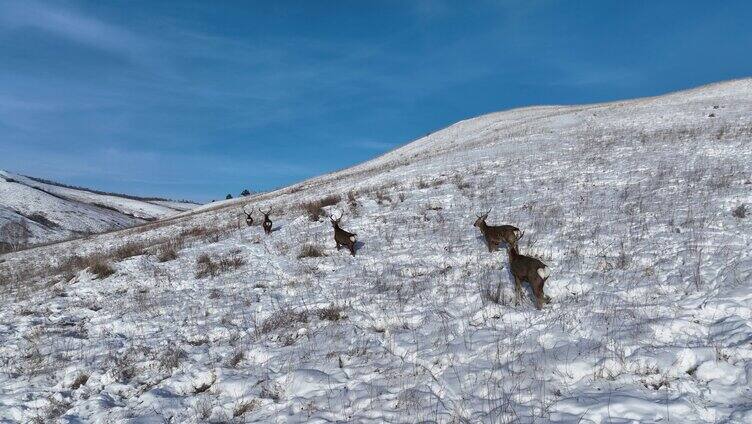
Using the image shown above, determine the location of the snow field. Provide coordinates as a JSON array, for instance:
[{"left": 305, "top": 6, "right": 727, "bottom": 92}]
[{"left": 0, "top": 79, "right": 751, "bottom": 422}]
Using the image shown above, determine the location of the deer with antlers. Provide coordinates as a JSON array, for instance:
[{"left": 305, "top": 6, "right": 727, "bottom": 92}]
[
  {"left": 508, "top": 245, "right": 551, "bottom": 309},
  {"left": 259, "top": 207, "right": 273, "bottom": 235},
  {"left": 329, "top": 211, "right": 357, "bottom": 256},
  {"left": 473, "top": 209, "right": 523, "bottom": 252},
  {"left": 241, "top": 206, "right": 254, "bottom": 227}
]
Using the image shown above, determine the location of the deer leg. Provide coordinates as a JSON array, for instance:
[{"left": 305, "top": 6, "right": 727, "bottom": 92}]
[
  {"left": 541, "top": 279, "right": 551, "bottom": 303},
  {"left": 514, "top": 275, "right": 523, "bottom": 305},
  {"left": 349, "top": 243, "right": 355, "bottom": 256},
  {"left": 487, "top": 239, "right": 494, "bottom": 252},
  {"left": 336, "top": 242, "right": 341, "bottom": 250},
  {"left": 532, "top": 282, "right": 544, "bottom": 310}
]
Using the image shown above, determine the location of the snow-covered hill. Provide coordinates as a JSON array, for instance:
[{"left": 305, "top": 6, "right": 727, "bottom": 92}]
[
  {"left": 0, "top": 170, "right": 198, "bottom": 249},
  {"left": 1, "top": 79, "right": 751, "bottom": 423}
]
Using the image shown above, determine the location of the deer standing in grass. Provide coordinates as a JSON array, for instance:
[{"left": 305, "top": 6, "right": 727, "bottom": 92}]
[
  {"left": 259, "top": 207, "right": 272, "bottom": 235},
  {"left": 242, "top": 206, "right": 254, "bottom": 227},
  {"left": 329, "top": 212, "right": 357, "bottom": 256},
  {"left": 474, "top": 209, "right": 523, "bottom": 252},
  {"left": 508, "top": 245, "right": 551, "bottom": 309}
]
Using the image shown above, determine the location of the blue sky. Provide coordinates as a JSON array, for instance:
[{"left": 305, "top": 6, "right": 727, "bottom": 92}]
[{"left": 1, "top": 1, "right": 751, "bottom": 201}]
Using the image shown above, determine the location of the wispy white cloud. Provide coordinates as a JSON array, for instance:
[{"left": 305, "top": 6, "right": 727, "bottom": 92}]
[
  {"left": 0, "top": 0, "right": 151, "bottom": 60},
  {"left": 344, "top": 139, "right": 399, "bottom": 151}
]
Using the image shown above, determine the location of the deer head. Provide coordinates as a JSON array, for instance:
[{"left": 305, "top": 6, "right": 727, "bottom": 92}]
[
  {"left": 329, "top": 211, "right": 342, "bottom": 228},
  {"left": 474, "top": 209, "right": 491, "bottom": 228}
]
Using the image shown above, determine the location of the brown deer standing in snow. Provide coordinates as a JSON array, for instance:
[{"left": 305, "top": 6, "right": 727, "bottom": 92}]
[
  {"left": 241, "top": 206, "right": 254, "bottom": 227},
  {"left": 508, "top": 245, "right": 551, "bottom": 310},
  {"left": 329, "top": 212, "right": 357, "bottom": 256},
  {"left": 473, "top": 209, "right": 523, "bottom": 252},
  {"left": 259, "top": 207, "right": 273, "bottom": 235}
]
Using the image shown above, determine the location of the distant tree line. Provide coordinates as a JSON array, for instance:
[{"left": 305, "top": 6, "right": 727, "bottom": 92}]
[
  {"left": 24, "top": 175, "right": 198, "bottom": 204},
  {"left": 225, "top": 188, "right": 254, "bottom": 200}
]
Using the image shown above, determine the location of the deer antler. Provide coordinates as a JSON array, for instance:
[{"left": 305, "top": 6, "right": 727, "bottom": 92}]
[
  {"left": 242, "top": 205, "right": 252, "bottom": 216},
  {"left": 258, "top": 207, "right": 271, "bottom": 215},
  {"left": 477, "top": 208, "right": 491, "bottom": 218}
]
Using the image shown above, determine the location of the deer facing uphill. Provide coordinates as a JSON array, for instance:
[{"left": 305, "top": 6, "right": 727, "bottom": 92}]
[
  {"left": 508, "top": 245, "right": 551, "bottom": 310},
  {"left": 474, "top": 209, "right": 523, "bottom": 252},
  {"left": 330, "top": 212, "right": 357, "bottom": 256},
  {"left": 259, "top": 207, "right": 273, "bottom": 235},
  {"left": 242, "top": 206, "right": 253, "bottom": 227}
]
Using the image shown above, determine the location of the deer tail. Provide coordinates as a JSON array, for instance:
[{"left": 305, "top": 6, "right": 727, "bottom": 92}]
[{"left": 537, "top": 266, "right": 550, "bottom": 279}]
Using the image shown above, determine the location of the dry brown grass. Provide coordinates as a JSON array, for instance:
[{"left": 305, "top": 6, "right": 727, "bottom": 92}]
[
  {"left": 233, "top": 399, "right": 260, "bottom": 417},
  {"left": 318, "top": 304, "right": 346, "bottom": 321},
  {"left": 297, "top": 244, "right": 325, "bottom": 259},
  {"left": 112, "top": 242, "right": 147, "bottom": 261},
  {"left": 156, "top": 240, "right": 182, "bottom": 262},
  {"left": 732, "top": 204, "right": 747, "bottom": 219},
  {"left": 299, "top": 194, "right": 341, "bottom": 221},
  {"left": 258, "top": 307, "right": 308, "bottom": 335},
  {"left": 88, "top": 257, "right": 115, "bottom": 279},
  {"left": 195, "top": 253, "right": 246, "bottom": 278},
  {"left": 70, "top": 373, "right": 89, "bottom": 390}
]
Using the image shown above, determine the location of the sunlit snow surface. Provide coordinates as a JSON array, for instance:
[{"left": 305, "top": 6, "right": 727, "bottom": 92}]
[{"left": 1, "top": 80, "right": 751, "bottom": 422}]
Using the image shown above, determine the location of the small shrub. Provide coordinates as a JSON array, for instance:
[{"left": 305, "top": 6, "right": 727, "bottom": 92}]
[
  {"left": 195, "top": 254, "right": 216, "bottom": 278},
  {"left": 259, "top": 383, "right": 282, "bottom": 401},
  {"left": 194, "top": 381, "right": 212, "bottom": 394},
  {"left": 227, "top": 350, "right": 244, "bottom": 368},
  {"left": 299, "top": 194, "right": 342, "bottom": 221},
  {"left": 453, "top": 174, "right": 471, "bottom": 190},
  {"left": 157, "top": 241, "right": 181, "bottom": 262},
  {"left": 88, "top": 258, "right": 115, "bottom": 279},
  {"left": 195, "top": 253, "right": 246, "bottom": 278},
  {"left": 112, "top": 242, "right": 146, "bottom": 261},
  {"left": 301, "top": 202, "right": 324, "bottom": 221},
  {"left": 110, "top": 350, "right": 137, "bottom": 383},
  {"left": 298, "top": 244, "right": 325, "bottom": 259},
  {"left": 180, "top": 225, "right": 224, "bottom": 243},
  {"left": 259, "top": 308, "right": 308, "bottom": 334},
  {"left": 70, "top": 373, "right": 89, "bottom": 390},
  {"left": 181, "top": 226, "right": 210, "bottom": 238},
  {"left": 318, "top": 304, "right": 345, "bottom": 321},
  {"left": 732, "top": 204, "right": 747, "bottom": 218},
  {"left": 234, "top": 399, "right": 260, "bottom": 417},
  {"left": 375, "top": 189, "right": 392, "bottom": 205},
  {"left": 347, "top": 190, "right": 358, "bottom": 210},
  {"left": 158, "top": 346, "right": 185, "bottom": 373},
  {"left": 320, "top": 193, "right": 342, "bottom": 207},
  {"left": 482, "top": 282, "right": 507, "bottom": 306}
]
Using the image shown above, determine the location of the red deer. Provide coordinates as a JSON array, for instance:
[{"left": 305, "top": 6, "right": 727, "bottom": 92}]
[
  {"left": 242, "top": 206, "right": 254, "bottom": 227},
  {"left": 508, "top": 245, "right": 551, "bottom": 309},
  {"left": 329, "top": 212, "right": 357, "bottom": 256},
  {"left": 473, "top": 209, "right": 523, "bottom": 252},
  {"left": 259, "top": 207, "right": 272, "bottom": 235}
]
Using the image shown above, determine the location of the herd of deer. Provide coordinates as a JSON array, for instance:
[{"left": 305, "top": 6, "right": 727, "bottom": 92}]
[{"left": 240, "top": 205, "right": 551, "bottom": 309}]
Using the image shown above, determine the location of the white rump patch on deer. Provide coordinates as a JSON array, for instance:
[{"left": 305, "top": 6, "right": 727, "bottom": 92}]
[
  {"left": 537, "top": 267, "right": 550, "bottom": 279},
  {"left": 350, "top": 235, "right": 356, "bottom": 242},
  {"left": 514, "top": 230, "right": 521, "bottom": 238}
]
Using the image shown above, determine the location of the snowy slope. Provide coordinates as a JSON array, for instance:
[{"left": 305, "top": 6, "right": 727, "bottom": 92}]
[
  {"left": 1, "top": 79, "right": 751, "bottom": 423},
  {"left": 0, "top": 170, "right": 198, "bottom": 247}
]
